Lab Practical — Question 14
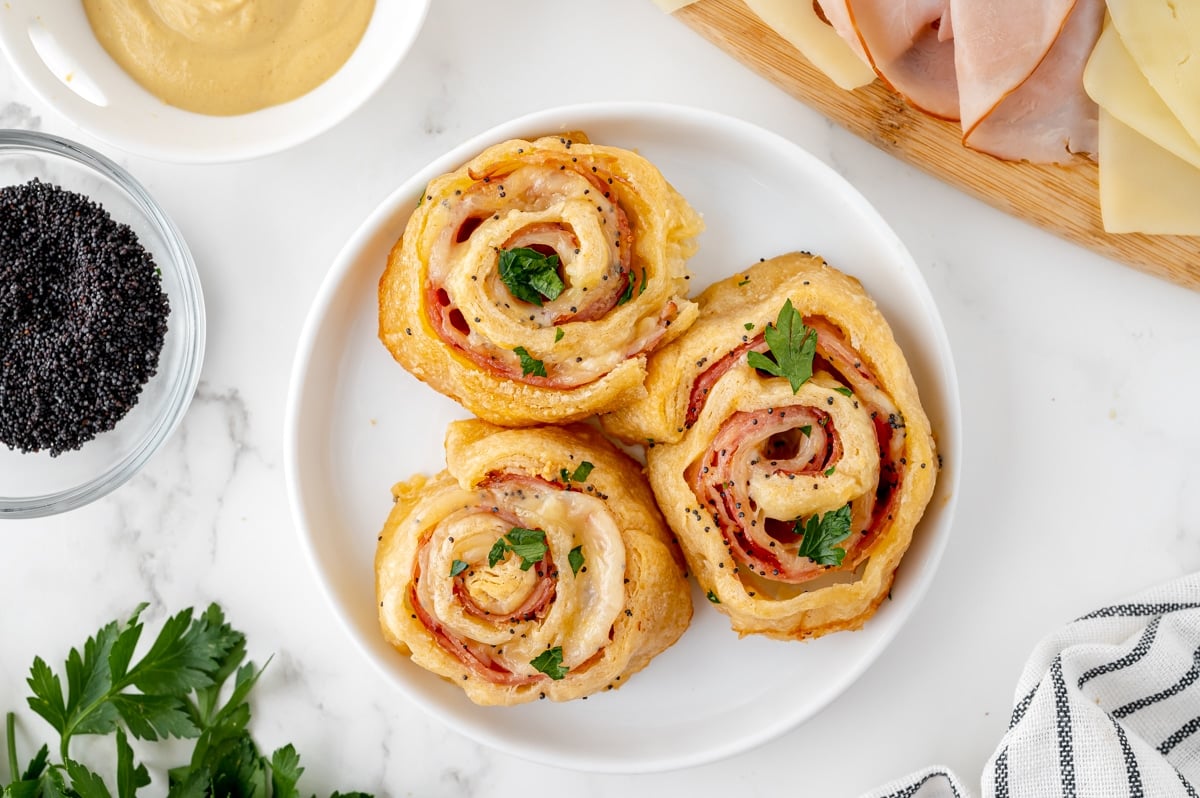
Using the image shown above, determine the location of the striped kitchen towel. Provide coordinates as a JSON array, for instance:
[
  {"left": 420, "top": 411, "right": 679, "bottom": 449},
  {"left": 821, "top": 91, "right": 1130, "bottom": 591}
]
[{"left": 864, "top": 573, "right": 1200, "bottom": 798}]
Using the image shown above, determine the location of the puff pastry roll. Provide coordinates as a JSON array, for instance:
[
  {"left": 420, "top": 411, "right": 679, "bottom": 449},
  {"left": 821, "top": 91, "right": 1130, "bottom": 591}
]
[
  {"left": 376, "top": 419, "right": 692, "bottom": 705},
  {"left": 378, "top": 133, "right": 703, "bottom": 426},
  {"left": 631, "top": 253, "right": 937, "bottom": 640}
]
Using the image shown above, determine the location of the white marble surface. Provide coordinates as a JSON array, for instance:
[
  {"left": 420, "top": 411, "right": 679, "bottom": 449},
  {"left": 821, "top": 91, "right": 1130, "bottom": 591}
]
[{"left": 2, "top": 1, "right": 1200, "bottom": 795}]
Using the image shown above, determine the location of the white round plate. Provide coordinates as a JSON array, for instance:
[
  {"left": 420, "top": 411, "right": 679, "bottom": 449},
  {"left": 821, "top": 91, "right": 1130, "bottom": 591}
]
[
  {"left": 0, "top": 0, "right": 429, "bottom": 163},
  {"left": 284, "top": 102, "right": 962, "bottom": 773}
]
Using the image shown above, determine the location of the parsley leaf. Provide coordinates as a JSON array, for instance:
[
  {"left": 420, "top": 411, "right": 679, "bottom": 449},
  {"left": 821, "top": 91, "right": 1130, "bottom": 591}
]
[
  {"left": 530, "top": 647, "right": 569, "bottom": 680},
  {"left": 568, "top": 546, "right": 584, "bottom": 576},
  {"left": 513, "top": 346, "right": 547, "bottom": 377},
  {"left": 505, "top": 528, "right": 548, "bottom": 570},
  {"left": 449, "top": 560, "right": 469, "bottom": 577},
  {"left": 554, "top": 327, "right": 564, "bottom": 342},
  {"left": 269, "top": 743, "right": 304, "bottom": 798},
  {"left": 487, "top": 538, "right": 508, "bottom": 568},
  {"left": 115, "top": 728, "right": 150, "bottom": 798},
  {"left": 498, "top": 247, "right": 563, "bottom": 306},
  {"left": 616, "top": 274, "right": 635, "bottom": 305},
  {"left": 488, "top": 528, "right": 548, "bottom": 571},
  {"left": 799, "top": 425, "right": 813, "bottom": 437},
  {"left": 706, "top": 591, "right": 720, "bottom": 604},
  {"left": 795, "top": 504, "right": 853, "bottom": 566},
  {"left": 65, "top": 758, "right": 111, "bottom": 798},
  {"left": 833, "top": 386, "right": 853, "bottom": 397},
  {"left": 559, "top": 461, "right": 594, "bottom": 484},
  {"left": 745, "top": 299, "right": 817, "bottom": 393}
]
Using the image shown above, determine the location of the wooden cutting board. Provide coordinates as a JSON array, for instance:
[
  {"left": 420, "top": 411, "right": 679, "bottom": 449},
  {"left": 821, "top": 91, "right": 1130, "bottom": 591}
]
[{"left": 675, "top": 0, "right": 1200, "bottom": 292}]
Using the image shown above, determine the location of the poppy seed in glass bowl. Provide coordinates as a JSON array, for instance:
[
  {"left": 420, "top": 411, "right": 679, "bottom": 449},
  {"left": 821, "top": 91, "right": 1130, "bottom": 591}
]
[{"left": 0, "top": 178, "right": 169, "bottom": 457}]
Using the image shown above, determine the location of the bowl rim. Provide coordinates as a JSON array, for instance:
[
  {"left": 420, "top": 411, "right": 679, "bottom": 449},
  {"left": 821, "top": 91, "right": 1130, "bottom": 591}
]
[{"left": 0, "top": 129, "right": 206, "bottom": 518}]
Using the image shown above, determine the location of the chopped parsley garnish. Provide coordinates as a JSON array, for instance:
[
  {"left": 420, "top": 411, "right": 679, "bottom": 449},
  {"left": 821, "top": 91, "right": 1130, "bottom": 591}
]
[
  {"left": 530, "top": 647, "right": 568, "bottom": 680},
  {"left": 513, "top": 346, "right": 547, "bottom": 377},
  {"left": 744, "top": 322, "right": 755, "bottom": 330},
  {"left": 794, "top": 504, "right": 853, "bottom": 566},
  {"left": 616, "top": 273, "right": 635, "bottom": 305},
  {"left": 824, "top": 466, "right": 837, "bottom": 476},
  {"left": 568, "top": 546, "right": 584, "bottom": 576},
  {"left": 737, "top": 276, "right": 751, "bottom": 287},
  {"left": 706, "top": 590, "right": 720, "bottom": 604},
  {"left": 799, "top": 425, "right": 813, "bottom": 437},
  {"left": 498, "top": 247, "right": 564, "bottom": 306},
  {"left": 559, "top": 461, "right": 594, "bottom": 484},
  {"left": 833, "top": 386, "right": 853, "bottom": 397},
  {"left": 449, "top": 560, "right": 469, "bottom": 577},
  {"left": 554, "top": 327, "right": 564, "bottom": 342},
  {"left": 745, "top": 299, "right": 817, "bottom": 394},
  {"left": 488, "top": 527, "right": 548, "bottom": 570}
]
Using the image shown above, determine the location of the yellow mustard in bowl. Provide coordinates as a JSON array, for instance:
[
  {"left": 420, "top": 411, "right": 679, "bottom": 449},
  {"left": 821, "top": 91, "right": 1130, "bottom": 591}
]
[{"left": 82, "top": 0, "right": 375, "bottom": 116}]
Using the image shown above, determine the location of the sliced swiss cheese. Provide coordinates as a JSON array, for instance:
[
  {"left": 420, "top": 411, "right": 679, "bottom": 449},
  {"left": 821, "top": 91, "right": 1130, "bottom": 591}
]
[
  {"left": 743, "top": 0, "right": 875, "bottom": 90},
  {"left": 1085, "top": 22, "right": 1200, "bottom": 170},
  {"left": 1098, "top": 109, "right": 1200, "bottom": 235},
  {"left": 1105, "top": 0, "right": 1200, "bottom": 147}
]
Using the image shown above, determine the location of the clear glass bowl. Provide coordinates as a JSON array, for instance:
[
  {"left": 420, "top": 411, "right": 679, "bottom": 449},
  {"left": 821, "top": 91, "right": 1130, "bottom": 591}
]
[{"left": 0, "top": 130, "right": 205, "bottom": 518}]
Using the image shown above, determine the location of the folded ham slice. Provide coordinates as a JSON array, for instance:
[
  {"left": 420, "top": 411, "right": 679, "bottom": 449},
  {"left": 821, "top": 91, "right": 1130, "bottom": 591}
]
[
  {"left": 819, "top": 0, "right": 959, "bottom": 120},
  {"left": 954, "top": 0, "right": 1104, "bottom": 162}
]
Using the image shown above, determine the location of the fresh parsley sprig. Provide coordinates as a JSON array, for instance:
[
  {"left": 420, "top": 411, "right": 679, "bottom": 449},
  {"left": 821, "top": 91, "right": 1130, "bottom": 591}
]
[
  {"left": 25, "top": 604, "right": 240, "bottom": 761},
  {"left": 2, "top": 604, "right": 373, "bottom": 798},
  {"left": 746, "top": 299, "right": 817, "bottom": 393},
  {"left": 498, "top": 247, "right": 564, "bottom": 306},
  {"left": 794, "top": 504, "right": 853, "bottom": 566}
]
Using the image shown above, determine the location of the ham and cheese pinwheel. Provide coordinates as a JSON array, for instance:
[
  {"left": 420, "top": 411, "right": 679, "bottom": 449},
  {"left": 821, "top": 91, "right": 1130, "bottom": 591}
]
[
  {"left": 375, "top": 419, "right": 692, "bottom": 705},
  {"left": 378, "top": 133, "right": 702, "bottom": 426},
  {"left": 611, "top": 253, "right": 937, "bottom": 640}
]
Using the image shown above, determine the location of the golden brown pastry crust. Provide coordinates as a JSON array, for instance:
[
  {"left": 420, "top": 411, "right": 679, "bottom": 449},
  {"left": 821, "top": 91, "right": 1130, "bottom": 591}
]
[
  {"left": 378, "top": 133, "right": 703, "bottom": 427},
  {"left": 376, "top": 419, "right": 692, "bottom": 705},
  {"left": 633, "top": 253, "right": 937, "bottom": 640}
]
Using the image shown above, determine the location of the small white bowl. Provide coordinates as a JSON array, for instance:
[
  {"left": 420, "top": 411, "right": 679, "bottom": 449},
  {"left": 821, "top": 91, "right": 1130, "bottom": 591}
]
[{"left": 0, "top": 1, "right": 429, "bottom": 163}]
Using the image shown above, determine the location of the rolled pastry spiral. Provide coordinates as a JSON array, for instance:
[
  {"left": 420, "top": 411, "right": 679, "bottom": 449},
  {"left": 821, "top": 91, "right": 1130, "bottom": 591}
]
[
  {"left": 622, "top": 253, "right": 937, "bottom": 640},
  {"left": 375, "top": 419, "right": 692, "bottom": 705},
  {"left": 378, "top": 133, "right": 703, "bottom": 426}
]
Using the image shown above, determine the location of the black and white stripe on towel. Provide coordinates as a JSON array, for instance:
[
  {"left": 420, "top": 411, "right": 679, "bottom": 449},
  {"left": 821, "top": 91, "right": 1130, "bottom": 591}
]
[{"left": 862, "top": 574, "right": 1200, "bottom": 798}]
